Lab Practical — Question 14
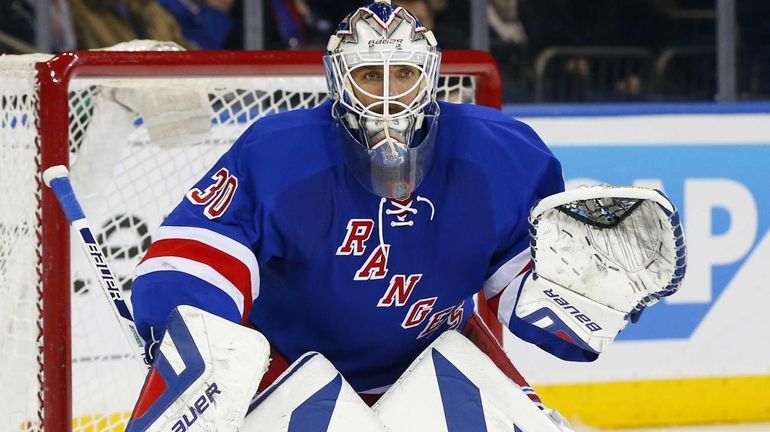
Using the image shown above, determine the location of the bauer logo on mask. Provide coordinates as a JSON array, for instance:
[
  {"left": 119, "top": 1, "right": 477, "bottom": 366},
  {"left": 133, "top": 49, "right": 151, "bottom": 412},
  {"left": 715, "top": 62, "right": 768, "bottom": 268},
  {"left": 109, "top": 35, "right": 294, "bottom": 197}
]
[{"left": 369, "top": 38, "right": 404, "bottom": 48}]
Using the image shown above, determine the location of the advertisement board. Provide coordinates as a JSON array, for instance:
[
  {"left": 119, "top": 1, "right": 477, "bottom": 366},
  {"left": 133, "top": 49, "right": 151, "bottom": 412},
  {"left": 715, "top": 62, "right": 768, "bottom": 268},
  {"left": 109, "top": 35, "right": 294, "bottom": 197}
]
[{"left": 503, "top": 104, "right": 770, "bottom": 427}]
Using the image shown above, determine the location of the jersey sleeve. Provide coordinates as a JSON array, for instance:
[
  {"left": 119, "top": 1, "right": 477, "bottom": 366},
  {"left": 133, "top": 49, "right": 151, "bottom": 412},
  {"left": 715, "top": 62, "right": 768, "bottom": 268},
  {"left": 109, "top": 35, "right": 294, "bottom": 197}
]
[
  {"left": 480, "top": 121, "right": 599, "bottom": 362},
  {"left": 130, "top": 131, "right": 262, "bottom": 351}
]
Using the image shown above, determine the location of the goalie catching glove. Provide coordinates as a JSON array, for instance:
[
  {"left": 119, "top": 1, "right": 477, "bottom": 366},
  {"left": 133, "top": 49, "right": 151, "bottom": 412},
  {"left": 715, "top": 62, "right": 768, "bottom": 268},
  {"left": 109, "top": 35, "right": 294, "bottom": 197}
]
[{"left": 515, "top": 186, "right": 686, "bottom": 353}]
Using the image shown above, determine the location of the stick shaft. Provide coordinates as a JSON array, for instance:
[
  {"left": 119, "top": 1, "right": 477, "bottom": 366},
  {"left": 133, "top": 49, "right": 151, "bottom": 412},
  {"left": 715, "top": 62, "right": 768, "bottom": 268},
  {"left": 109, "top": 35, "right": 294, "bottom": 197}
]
[{"left": 43, "top": 165, "right": 148, "bottom": 368}]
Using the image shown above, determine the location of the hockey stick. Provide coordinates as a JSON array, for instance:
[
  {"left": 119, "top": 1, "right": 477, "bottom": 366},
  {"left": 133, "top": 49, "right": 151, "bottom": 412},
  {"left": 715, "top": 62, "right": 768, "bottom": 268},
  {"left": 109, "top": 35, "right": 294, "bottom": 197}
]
[{"left": 43, "top": 165, "right": 149, "bottom": 368}]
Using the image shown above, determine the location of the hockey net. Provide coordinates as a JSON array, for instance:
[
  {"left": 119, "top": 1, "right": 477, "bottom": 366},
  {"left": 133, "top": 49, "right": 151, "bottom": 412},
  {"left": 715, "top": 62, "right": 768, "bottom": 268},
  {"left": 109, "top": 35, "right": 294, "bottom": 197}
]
[{"left": 0, "top": 45, "right": 501, "bottom": 431}]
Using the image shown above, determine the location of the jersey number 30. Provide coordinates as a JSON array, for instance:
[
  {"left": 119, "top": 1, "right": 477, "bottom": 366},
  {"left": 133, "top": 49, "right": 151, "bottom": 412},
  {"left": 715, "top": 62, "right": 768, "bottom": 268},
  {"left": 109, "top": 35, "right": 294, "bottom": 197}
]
[{"left": 186, "top": 168, "right": 239, "bottom": 220}]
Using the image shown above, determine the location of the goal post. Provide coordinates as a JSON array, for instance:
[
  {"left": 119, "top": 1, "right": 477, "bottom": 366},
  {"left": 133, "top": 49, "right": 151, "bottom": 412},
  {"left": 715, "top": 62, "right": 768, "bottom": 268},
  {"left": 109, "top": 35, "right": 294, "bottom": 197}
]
[{"left": 1, "top": 47, "right": 502, "bottom": 431}]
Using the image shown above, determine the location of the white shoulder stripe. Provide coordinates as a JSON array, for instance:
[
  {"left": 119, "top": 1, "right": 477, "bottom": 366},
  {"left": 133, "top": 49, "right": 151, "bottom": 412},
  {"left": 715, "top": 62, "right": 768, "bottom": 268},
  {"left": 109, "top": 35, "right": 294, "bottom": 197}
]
[
  {"left": 483, "top": 248, "right": 530, "bottom": 298},
  {"left": 155, "top": 225, "right": 260, "bottom": 300},
  {"left": 135, "top": 256, "right": 245, "bottom": 316},
  {"left": 495, "top": 274, "right": 526, "bottom": 327}
]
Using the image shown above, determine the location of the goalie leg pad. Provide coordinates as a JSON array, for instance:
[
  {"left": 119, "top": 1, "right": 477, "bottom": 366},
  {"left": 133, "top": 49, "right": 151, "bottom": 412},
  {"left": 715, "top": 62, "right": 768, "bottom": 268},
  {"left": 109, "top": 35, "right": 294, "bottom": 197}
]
[
  {"left": 242, "top": 352, "right": 387, "bottom": 431},
  {"left": 373, "top": 331, "right": 563, "bottom": 432},
  {"left": 462, "top": 312, "right": 543, "bottom": 407},
  {"left": 126, "top": 306, "right": 270, "bottom": 432}
]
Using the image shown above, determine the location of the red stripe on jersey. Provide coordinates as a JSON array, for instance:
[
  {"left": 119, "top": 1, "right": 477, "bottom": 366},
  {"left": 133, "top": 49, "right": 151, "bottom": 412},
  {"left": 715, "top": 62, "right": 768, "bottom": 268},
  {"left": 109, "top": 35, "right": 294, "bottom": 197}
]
[
  {"left": 140, "top": 238, "right": 253, "bottom": 319},
  {"left": 477, "top": 290, "right": 503, "bottom": 343},
  {"left": 517, "top": 261, "right": 533, "bottom": 277}
]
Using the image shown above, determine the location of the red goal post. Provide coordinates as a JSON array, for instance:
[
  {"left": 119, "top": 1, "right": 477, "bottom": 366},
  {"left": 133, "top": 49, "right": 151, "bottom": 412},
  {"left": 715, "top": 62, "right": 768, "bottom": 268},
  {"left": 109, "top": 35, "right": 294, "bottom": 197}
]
[{"left": 0, "top": 48, "right": 502, "bottom": 431}]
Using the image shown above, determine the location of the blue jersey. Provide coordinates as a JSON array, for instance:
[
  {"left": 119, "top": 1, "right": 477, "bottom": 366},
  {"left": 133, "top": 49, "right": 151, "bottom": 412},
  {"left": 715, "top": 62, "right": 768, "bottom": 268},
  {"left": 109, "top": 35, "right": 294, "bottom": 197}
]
[{"left": 131, "top": 101, "right": 594, "bottom": 392}]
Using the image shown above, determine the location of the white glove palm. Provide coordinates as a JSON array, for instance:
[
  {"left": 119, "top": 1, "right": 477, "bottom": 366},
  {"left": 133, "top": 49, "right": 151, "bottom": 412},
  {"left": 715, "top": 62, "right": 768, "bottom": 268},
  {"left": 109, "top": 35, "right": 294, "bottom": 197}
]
[{"left": 515, "top": 186, "right": 686, "bottom": 353}]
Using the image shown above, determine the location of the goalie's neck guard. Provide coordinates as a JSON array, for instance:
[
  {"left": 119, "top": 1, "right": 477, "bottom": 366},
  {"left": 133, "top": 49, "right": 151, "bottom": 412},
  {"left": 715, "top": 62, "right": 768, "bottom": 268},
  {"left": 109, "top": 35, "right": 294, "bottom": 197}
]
[{"left": 323, "top": 0, "right": 441, "bottom": 200}]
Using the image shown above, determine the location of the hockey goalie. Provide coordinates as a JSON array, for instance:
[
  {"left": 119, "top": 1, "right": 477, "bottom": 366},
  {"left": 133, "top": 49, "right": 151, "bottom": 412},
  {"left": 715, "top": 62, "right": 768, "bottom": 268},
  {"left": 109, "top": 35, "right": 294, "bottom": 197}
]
[{"left": 124, "top": 1, "right": 686, "bottom": 430}]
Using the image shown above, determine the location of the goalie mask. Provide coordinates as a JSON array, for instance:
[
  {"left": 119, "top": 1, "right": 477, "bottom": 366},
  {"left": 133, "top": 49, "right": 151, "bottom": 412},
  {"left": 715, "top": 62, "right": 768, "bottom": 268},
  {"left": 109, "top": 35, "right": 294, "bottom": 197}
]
[{"left": 324, "top": 0, "right": 441, "bottom": 200}]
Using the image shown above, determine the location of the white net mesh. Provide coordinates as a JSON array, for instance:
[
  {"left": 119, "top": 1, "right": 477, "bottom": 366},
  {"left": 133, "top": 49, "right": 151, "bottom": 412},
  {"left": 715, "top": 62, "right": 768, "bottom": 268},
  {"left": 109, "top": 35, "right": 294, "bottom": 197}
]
[
  {"left": 0, "top": 50, "right": 480, "bottom": 431},
  {"left": 0, "top": 54, "right": 49, "bottom": 432}
]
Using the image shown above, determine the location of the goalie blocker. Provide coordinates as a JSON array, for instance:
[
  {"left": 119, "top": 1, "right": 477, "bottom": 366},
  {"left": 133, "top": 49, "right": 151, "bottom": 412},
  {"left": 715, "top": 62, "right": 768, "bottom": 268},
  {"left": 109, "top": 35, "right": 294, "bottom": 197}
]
[
  {"left": 126, "top": 306, "right": 270, "bottom": 431},
  {"left": 515, "top": 186, "right": 686, "bottom": 353}
]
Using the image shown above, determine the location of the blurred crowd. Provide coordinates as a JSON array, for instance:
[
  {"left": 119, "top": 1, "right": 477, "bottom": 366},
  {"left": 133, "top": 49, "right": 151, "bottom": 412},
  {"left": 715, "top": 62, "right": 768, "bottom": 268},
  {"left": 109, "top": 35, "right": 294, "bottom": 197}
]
[{"left": 0, "top": 0, "right": 768, "bottom": 102}]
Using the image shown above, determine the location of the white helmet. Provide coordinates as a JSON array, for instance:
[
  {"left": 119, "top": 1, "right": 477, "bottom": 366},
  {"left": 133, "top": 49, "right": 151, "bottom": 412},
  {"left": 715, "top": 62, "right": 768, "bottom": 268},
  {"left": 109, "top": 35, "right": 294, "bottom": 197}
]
[{"left": 324, "top": 0, "right": 441, "bottom": 200}]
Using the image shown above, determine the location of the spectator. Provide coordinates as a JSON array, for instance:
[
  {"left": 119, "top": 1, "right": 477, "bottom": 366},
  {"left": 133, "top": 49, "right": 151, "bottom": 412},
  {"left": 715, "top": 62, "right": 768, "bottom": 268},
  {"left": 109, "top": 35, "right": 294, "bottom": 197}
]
[
  {"left": 1, "top": 0, "right": 75, "bottom": 53},
  {"left": 398, "top": 0, "right": 434, "bottom": 29},
  {"left": 51, "top": 0, "right": 78, "bottom": 51},
  {"left": 259, "top": 0, "right": 449, "bottom": 50},
  {"left": 485, "top": 0, "right": 532, "bottom": 102},
  {"left": 306, "top": 0, "right": 362, "bottom": 26},
  {"left": 430, "top": 0, "right": 470, "bottom": 49},
  {"left": 0, "top": 0, "right": 36, "bottom": 53},
  {"left": 223, "top": 0, "right": 333, "bottom": 50},
  {"left": 737, "top": 0, "right": 770, "bottom": 97},
  {"left": 68, "top": 0, "right": 193, "bottom": 50},
  {"left": 488, "top": 0, "right": 527, "bottom": 46},
  {"left": 156, "top": 0, "right": 235, "bottom": 49},
  {"left": 309, "top": 0, "right": 466, "bottom": 49}
]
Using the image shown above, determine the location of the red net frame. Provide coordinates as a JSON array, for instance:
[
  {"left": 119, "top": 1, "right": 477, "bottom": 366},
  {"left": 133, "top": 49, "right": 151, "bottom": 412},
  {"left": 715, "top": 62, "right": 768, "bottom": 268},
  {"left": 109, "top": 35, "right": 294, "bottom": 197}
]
[{"left": 35, "top": 49, "right": 502, "bottom": 431}]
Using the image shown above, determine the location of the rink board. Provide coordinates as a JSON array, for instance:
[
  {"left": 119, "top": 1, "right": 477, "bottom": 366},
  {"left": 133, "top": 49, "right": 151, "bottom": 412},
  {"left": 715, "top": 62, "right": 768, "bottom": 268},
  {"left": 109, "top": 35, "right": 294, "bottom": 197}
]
[{"left": 504, "top": 103, "right": 770, "bottom": 428}]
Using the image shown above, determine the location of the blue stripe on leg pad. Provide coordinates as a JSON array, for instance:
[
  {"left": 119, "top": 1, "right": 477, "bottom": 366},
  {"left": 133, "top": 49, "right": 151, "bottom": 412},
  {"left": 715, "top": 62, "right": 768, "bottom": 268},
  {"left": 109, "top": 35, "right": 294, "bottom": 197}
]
[
  {"left": 432, "top": 349, "right": 488, "bottom": 432},
  {"left": 288, "top": 374, "right": 343, "bottom": 432}
]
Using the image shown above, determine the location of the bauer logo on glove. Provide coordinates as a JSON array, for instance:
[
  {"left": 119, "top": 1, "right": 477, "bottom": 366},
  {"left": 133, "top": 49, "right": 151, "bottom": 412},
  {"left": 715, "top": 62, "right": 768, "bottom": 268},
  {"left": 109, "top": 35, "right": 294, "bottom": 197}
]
[{"left": 515, "top": 185, "right": 687, "bottom": 353}]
